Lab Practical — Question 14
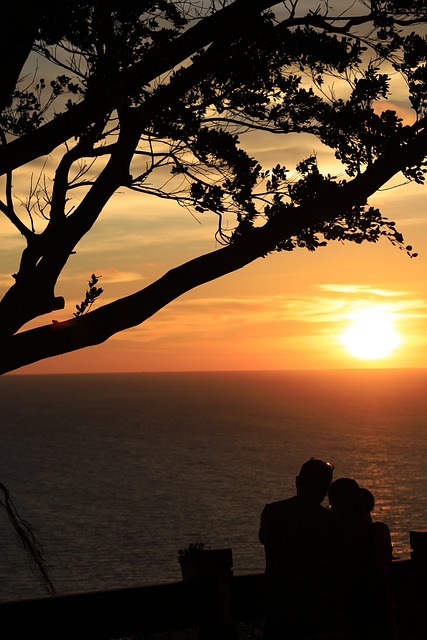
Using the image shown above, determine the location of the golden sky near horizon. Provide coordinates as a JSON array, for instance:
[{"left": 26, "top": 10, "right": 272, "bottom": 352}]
[
  {"left": 2, "top": 4, "right": 427, "bottom": 375},
  {"left": 3, "top": 133, "right": 427, "bottom": 375}
]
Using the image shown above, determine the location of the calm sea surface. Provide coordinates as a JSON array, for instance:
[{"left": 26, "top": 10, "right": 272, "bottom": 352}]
[{"left": 0, "top": 369, "right": 426, "bottom": 602}]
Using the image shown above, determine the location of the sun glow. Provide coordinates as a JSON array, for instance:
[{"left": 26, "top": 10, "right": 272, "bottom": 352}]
[{"left": 340, "top": 307, "right": 402, "bottom": 360}]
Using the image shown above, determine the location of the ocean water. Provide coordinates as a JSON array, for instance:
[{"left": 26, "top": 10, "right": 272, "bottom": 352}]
[{"left": 0, "top": 368, "right": 426, "bottom": 603}]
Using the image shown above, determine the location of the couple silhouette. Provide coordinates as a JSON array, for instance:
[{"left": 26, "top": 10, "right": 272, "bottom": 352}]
[{"left": 259, "top": 458, "right": 397, "bottom": 640}]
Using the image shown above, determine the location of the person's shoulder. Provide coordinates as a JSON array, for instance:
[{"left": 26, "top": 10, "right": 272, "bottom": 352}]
[
  {"left": 262, "top": 496, "right": 296, "bottom": 515},
  {"left": 373, "top": 520, "right": 390, "bottom": 533},
  {"left": 372, "top": 520, "right": 392, "bottom": 544}
]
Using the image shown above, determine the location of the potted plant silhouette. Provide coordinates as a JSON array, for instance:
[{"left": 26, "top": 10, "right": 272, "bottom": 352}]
[
  {"left": 178, "top": 543, "right": 233, "bottom": 582},
  {"left": 178, "top": 542, "right": 206, "bottom": 581}
]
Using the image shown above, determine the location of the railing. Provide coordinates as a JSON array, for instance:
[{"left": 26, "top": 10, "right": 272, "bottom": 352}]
[{"left": 1, "top": 530, "right": 427, "bottom": 640}]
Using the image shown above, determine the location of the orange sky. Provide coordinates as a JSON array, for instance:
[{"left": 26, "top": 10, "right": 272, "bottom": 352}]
[
  {"left": 4, "top": 152, "right": 426, "bottom": 375},
  {"left": 2, "top": 14, "right": 427, "bottom": 375}
]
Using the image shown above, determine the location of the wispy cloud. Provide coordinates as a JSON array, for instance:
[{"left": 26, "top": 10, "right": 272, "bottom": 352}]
[
  {"left": 62, "top": 267, "right": 145, "bottom": 284},
  {"left": 314, "top": 284, "right": 427, "bottom": 320},
  {"left": 107, "top": 284, "right": 427, "bottom": 349},
  {"left": 317, "top": 284, "right": 408, "bottom": 297}
]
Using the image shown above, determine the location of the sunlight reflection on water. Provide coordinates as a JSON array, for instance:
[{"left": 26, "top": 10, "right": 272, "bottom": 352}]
[{"left": 0, "top": 369, "right": 426, "bottom": 601}]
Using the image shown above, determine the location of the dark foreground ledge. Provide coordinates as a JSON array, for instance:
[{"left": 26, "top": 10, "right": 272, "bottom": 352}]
[{"left": 1, "top": 539, "right": 427, "bottom": 640}]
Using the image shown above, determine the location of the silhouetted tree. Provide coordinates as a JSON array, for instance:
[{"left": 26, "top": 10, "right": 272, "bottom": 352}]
[{"left": 1, "top": 0, "right": 427, "bottom": 373}]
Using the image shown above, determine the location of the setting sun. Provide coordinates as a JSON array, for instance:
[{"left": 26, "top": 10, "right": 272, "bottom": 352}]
[{"left": 340, "top": 307, "right": 402, "bottom": 360}]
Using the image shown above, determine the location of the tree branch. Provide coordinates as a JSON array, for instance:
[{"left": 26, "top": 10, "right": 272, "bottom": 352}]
[
  {"left": 2, "top": 124, "right": 426, "bottom": 374},
  {"left": 0, "top": 0, "right": 281, "bottom": 176}
]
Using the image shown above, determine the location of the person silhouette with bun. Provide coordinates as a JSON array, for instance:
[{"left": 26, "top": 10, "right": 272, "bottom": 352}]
[
  {"left": 328, "top": 478, "right": 398, "bottom": 639},
  {"left": 259, "top": 458, "right": 347, "bottom": 639},
  {"left": 361, "top": 486, "right": 398, "bottom": 560},
  {"left": 360, "top": 487, "right": 376, "bottom": 522}
]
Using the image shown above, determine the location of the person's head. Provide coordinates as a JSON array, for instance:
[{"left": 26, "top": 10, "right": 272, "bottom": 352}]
[
  {"left": 328, "top": 477, "right": 364, "bottom": 522},
  {"left": 360, "top": 487, "right": 375, "bottom": 521},
  {"left": 296, "top": 457, "right": 334, "bottom": 503}
]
